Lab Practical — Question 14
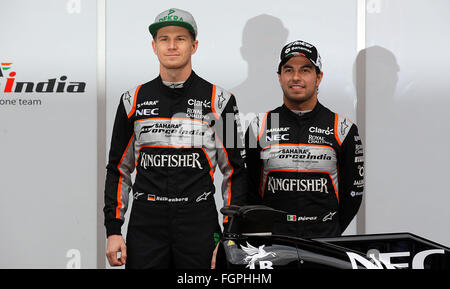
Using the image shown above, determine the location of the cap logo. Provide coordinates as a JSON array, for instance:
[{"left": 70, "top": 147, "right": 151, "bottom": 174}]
[
  {"left": 286, "top": 46, "right": 312, "bottom": 54},
  {"left": 158, "top": 15, "right": 184, "bottom": 22},
  {"left": 287, "top": 40, "right": 313, "bottom": 48},
  {"left": 279, "top": 40, "right": 322, "bottom": 73},
  {"left": 286, "top": 52, "right": 305, "bottom": 58},
  {"left": 149, "top": 8, "right": 197, "bottom": 37}
]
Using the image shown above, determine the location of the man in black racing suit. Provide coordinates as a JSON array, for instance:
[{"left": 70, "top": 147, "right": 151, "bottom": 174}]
[
  {"left": 103, "top": 8, "right": 247, "bottom": 269},
  {"left": 245, "top": 40, "right": 364, "bottom": 238}
]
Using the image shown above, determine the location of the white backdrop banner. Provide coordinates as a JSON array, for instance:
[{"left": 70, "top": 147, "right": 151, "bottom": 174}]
[{"left": 0, "top": 0, "right": 98, "bottom": 268}]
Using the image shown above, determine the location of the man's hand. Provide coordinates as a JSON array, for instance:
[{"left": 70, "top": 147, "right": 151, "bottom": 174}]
[
  {"left": 106, "top": 235, "right": 127, "bottom": 266},
  {"left": 211, "top": 243, "right": 219, "bottom": 269}
]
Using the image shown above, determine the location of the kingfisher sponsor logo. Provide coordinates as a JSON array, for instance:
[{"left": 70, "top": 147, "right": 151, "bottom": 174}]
[
  {"left": 267, "top": 176, "right": 329, "bottom": 194},
  {"left": 140, "top": 152, "right": 203, "bottom": 169},
  {"left": 0, "top": 62, "right": 86, "bottom": 93}
]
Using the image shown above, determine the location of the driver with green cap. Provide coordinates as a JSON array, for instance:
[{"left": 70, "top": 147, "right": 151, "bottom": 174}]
[
  {"left": 103, "top": 8, "right": 248, "bottom": 269},
  {"left": 149, "top": 8, "right": 198, "bottom": 39}
]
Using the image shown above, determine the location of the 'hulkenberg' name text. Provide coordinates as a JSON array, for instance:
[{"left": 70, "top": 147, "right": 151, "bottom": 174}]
[
  {"left": 140, "top": 152, "right": 203, "bottom": 169},
  {"left": 268, "top": 177, "right": 329, "bottom": 194}
]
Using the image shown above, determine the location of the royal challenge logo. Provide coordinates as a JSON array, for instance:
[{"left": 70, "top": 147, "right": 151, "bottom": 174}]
[{"left": 0, "top": 62, "right": 87, "bottom": 106}]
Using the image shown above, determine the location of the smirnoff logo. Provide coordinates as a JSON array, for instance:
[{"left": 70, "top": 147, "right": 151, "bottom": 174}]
[{"left": 0, "top": 62, "right": 86, "bottom": 93}]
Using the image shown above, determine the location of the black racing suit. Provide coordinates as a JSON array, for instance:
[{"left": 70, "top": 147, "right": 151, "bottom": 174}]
[
  {"left": 103, "top": 71, "right": 247, "bottom": 268},
  {"left": 245, "top": 102, "right": 364, "bottom": 238}
]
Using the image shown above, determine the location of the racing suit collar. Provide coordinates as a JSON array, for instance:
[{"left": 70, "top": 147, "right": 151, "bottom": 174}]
[
  {"left": 157, "top": 70, "right": 197, "bottom": 94},
  {"left": 281, "top": 101, "right": 323, "bottom": 121}
]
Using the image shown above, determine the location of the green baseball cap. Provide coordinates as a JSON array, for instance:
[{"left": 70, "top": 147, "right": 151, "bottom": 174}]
[{"left": 149, "top": 8, "right": 198, "bottom": 38}]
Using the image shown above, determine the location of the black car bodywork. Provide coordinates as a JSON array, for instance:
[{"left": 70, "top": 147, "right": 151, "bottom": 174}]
[{"left": 215, "top": 205, "right": 450, "bottom": 269}]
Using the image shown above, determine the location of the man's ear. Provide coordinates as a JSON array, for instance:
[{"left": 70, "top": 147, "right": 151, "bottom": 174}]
[
  {"left": 152, "top": 40, "right": 157, "bottom": 54},
  {"left": 191, "top": 40, "right": 199, "bottom": 55},
  {"left": 316, "top": 71, "right": 324, "bottom": 86}
]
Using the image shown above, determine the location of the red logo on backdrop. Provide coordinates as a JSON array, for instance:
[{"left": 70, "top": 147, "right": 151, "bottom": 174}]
[{"left": 0, "top": 62, "right": 86, "bottom": 93}]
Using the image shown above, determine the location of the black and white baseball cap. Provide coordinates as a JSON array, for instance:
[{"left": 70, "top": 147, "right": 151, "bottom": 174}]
[
  {"left": 149, "top": 8, "right": 198, "bottom": 38},
  {"left": 277, "top": 40, "right": 322, "bottom": 73}
]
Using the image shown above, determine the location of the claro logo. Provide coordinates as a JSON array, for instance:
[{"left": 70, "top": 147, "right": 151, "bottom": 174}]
[
  {"left": 309, "top": 126, "right": 334, "bottom": 136},
  {"left": 347, "top": 249, "right": 445, "bottom": 269},
  {"left": 0, "top": 62, "right": 86, "bottom": 93}
]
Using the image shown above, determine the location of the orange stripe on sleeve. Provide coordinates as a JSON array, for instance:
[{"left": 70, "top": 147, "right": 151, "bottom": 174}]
[
  {"left": 115, "top": 133, "right": 135, "bottom": 219},
  {"left": 201, "top": 148, "right": 215, "bottom": 181},
  {"left": 334, "top": 113, "right": 342, "bottom": 146},
  {"left": 127, "top": 84, "right": 142, "bottom": 119},
  {"left": 214, "top": 134, "right": 234, "bottom": 224},
  {"left": 256, "top": 111, "right": 270, "bottom": 142},
  {"left": 211, "top": 85, "right": 220, "bottom": 119}
]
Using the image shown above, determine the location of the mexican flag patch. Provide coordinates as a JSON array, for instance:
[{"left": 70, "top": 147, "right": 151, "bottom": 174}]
[{"left": 287, "top": 215, "right": 297, "bottom": 222}]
